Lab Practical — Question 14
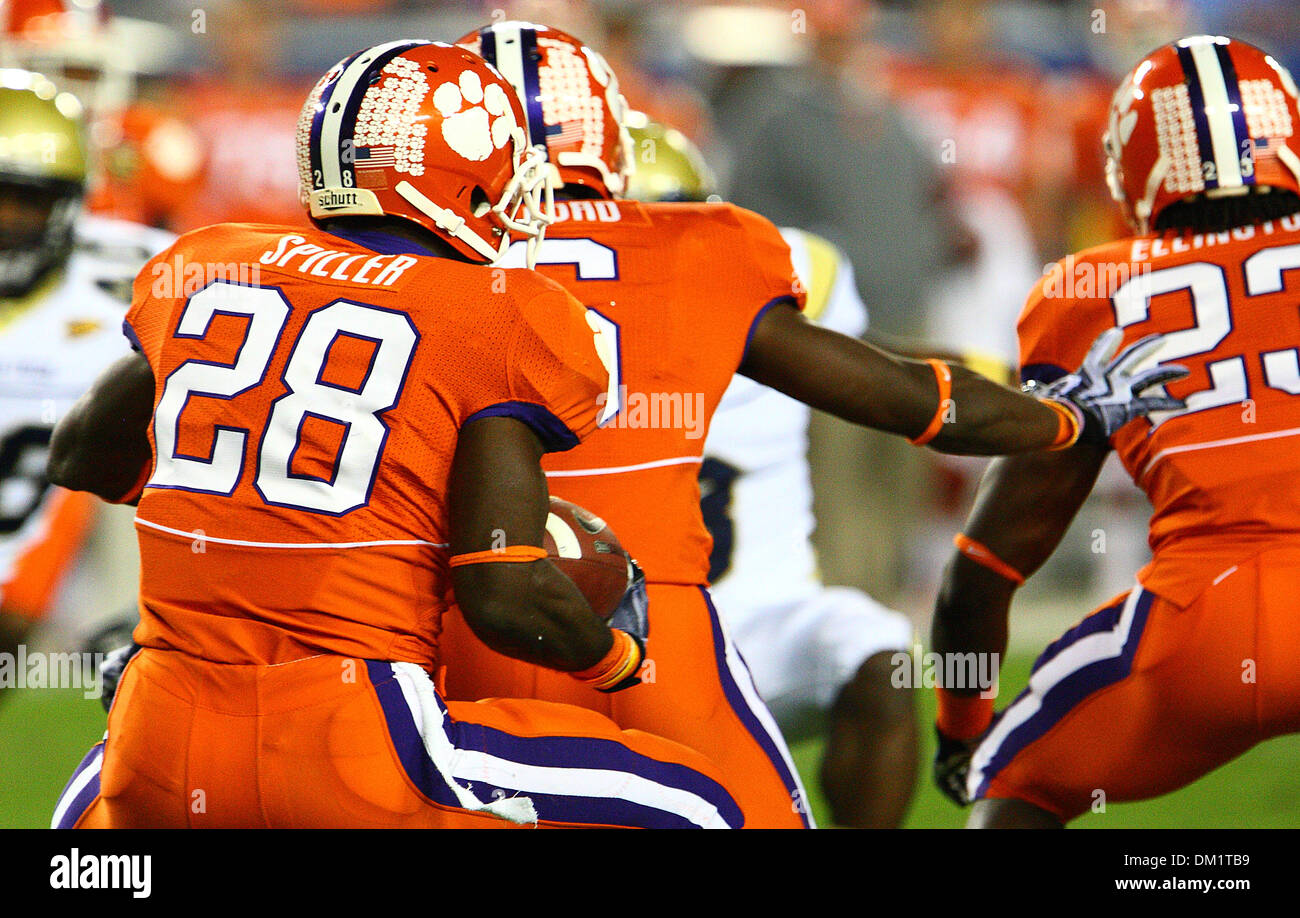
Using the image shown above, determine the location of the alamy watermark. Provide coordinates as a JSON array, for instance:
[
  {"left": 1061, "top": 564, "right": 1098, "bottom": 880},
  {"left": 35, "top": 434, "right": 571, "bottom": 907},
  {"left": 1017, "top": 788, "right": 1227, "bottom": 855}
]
[
  {"left": 0, "top": 645, "right": 106, "bottom": 699},
  {"left": 1040, "top": 256, "right": 1153, "bottom": 300},
  {"left": 50, "top": 848, "right": 151, "bottom": 898},
  {"left": 151, "top": 253, "right": 261, "bottom": 299},
  {"left": 891, "top": 643, "right": 999, "bottom": 698},
  {"left": 596, "top": 386, "right": 706, "bottom": 439}
]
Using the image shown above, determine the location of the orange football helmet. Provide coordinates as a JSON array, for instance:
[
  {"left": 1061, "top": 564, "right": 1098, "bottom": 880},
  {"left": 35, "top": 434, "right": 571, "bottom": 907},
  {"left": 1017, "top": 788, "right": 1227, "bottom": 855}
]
[
  {"left": 1104, "top": 34, "right": 1300, "bottom": 234},
  {"left": 296, "top": 40, "right": 553, "bottom": 264},
  {"left": 456, "top": 21, "right": 633, "bottom": 199}
]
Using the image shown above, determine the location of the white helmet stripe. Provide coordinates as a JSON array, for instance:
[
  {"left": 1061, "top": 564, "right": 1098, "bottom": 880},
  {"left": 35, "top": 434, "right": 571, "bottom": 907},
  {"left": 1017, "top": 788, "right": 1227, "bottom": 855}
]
[
  {"left": 319, "top": 40, "right": 420, "bottom": 189},
  {"left": 478, "top": 21, "right": 548, "bottom": 150},
  {"left": 485, "top": 24, "right": 525, "bottom": 114},
  {"left": 1185, "top": 37, "right": 1245, "bottom": 188}
]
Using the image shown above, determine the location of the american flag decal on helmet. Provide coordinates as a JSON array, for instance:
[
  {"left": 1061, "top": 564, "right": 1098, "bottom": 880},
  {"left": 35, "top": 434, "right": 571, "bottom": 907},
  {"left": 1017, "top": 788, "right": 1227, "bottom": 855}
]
[
  {"left": 303, "top": 40, "right": 427, "bottom": 193},
  {"left": 356, "top": 145, "right": 396, "bottom": 167},
  {"left": 547, "top": 119, "right": 584, "bottom": 148}
]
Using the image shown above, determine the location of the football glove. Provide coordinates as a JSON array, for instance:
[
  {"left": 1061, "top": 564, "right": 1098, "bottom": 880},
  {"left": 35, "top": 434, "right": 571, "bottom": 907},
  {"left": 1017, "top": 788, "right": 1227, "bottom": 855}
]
[
  {"left": 598, "top": 556, "right": 648, "bottom": 693},
  {"left": 98, "top": 641, "right": 141, "bottom": 713},
  {"left": 1033, "top": 328, "right": 1189, "bottom": 443},
  {"left": 933, "top": 726, "right": 976, "bottom": 807},
  {"left": 608, "top": 555, "right": 648, "bottom": 642}
]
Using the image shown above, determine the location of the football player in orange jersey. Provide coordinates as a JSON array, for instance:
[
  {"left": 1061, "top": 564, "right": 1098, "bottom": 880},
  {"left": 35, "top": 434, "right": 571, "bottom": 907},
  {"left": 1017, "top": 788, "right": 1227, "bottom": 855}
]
[
  {"left": 931, "top": 35, "right": 1300, "bottom": 828},
  {"left": 44, "top": 41, "right": 746, "bottom": 829},
  {"left": 436, "top": 21, "right": 1188, "bottom": 828}
]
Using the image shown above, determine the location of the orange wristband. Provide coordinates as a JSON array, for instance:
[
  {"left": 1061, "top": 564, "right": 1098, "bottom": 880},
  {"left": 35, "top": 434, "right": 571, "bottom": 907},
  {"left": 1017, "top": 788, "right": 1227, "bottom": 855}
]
[
  {"left": 572, "top": 629, "right": 642, "bottom": 691},
  {"left": 953, "top": 533, "right": 1025, "bottom": 585},
  {"left": 1039, "top": 397, "right": 1082, "bottom": 450},
  {"left": 936, "top": 686, "right": 995, "bottom": 740},
  {"left": 448, "top": 545, "right": 548, "bottom": 567},
  {"left": 909, "top": 359, "right": 954, "bottom": 447}
]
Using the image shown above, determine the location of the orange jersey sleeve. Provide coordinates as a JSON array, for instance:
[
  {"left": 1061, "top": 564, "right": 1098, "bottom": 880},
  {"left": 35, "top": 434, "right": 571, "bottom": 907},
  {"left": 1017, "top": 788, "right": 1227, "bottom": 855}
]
[
  {"left": 124, "top": 242, "right": 183, "bottom": 367},
  {"left": 727, "top": 205, "right": 809, "bottom": 317},
  {"left": 1016, "top": 252, "right": 1114, "bottom": 386},
  {"left": 504, "top": 278, "right": 609, "bottom": 450}
]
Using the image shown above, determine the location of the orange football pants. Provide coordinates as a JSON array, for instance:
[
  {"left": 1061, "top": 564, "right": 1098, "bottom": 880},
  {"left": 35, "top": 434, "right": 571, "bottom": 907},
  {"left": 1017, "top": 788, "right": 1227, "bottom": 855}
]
[
  {"left": 971, "top": 547, "right": 1300, "bottom": 821},
  {"left": 54, "top": 647, "right": 742, "bottom": 828},
  {"left": 440, "top": 583, "right": 812, "bottom": 828}
]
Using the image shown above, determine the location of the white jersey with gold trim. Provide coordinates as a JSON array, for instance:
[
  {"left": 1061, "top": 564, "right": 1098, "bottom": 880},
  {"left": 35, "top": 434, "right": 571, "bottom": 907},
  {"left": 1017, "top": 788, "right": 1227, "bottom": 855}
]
[
  {"left": 0, "top": 214, "right": 173, "bottom": 613},
  {"left": 703, "top": 227, "right": 867, "bottom": 608},
  {"left": 702, "top": 228, "right": 912, "bottom": 722}
]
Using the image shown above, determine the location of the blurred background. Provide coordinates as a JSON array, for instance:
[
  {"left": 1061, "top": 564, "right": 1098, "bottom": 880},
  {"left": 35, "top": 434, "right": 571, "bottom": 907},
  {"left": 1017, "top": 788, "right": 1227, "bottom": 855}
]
[{"left": 6, "top": 0, "right": 1300, "bottom": 828}]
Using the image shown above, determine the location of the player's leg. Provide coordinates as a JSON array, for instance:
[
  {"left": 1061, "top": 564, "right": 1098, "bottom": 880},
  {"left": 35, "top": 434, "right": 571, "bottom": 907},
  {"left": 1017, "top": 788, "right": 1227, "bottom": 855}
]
[
  {"left": 822, "top": 650, "right": 919, "bottom": 828},
  {"left": 967, "top": 581, "right": 1260, "bottom": 825},
  {"left": 358, "top": 660, "right": 744, "bottom": 828},
  {"left": 0, "top": 610, "right": 31, "bottom": 674},
  {"left": 1251, "top": 547, "right": 1300, "bottom": 738},
  {"left": 968, "top": 797, "right": 1063, "bottom": 828},
  {"left": 59, "top": 648, "right": 742, "bottom": 829},
  {"left": 440, "top": 585, "right": 811, "bottom": 827},
  {"left": 51, "top": 742, "right": 107, "bottom": 828},
  {"left": 731, "top": 585, "right": 918, "bottom": 827},
  {"left": 57, "top": 647, "right": 267, "bottom": 828},
  {"left": 0, "top": 490, "right": 98, "bottom": 705},
  {"left": 608, "top": 585, "right": 813, "bottom": 827}
]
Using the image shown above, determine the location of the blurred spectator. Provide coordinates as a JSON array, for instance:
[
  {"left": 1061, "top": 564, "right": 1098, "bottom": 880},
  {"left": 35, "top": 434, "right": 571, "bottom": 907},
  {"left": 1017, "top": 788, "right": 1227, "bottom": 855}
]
[
  {"left": 1052, "top": 0, "right": 1198, "bottom": 251},
  {"left": 1, "top": 0, "right": 203, "bottom": 230},
  {"left": 701, "top": 0, "right": 953, "bottom": 339},
  {"left": 167, "top": 0, "right": 313, "bottom": 230},
  {"left": 600, "top": 6, "right": 716, "bottom": 152},
  {"left": 880, "top": 0, "right": 1065, "bottom": 363},
  {"left": 88, "top": 101, "right": 205, "bottom": 230},
  {"left": 688, "top": 0, "right": 956, "bottom": 601},
  {"left": 1189, "top": 0, "right": 1300, "bottom": 75}
]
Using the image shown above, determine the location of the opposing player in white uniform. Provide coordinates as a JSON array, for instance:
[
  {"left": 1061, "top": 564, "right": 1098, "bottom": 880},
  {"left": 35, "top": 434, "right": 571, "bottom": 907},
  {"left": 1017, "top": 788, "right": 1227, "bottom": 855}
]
[
  {"left": 0, "top": 70, "right": 171, "bottom": 690},
  {"left": 626, "top": 119, "right": 918, "bottom": 827}
]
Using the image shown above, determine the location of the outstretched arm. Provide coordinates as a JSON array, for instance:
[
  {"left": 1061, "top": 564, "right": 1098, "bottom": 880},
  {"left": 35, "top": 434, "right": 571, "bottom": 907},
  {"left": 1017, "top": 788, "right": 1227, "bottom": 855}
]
[
  {"left": 932, "top": 441, "right": 1109, "bottom": 669},
  {"left": 48, "top": 351, "right": 154, "bottom": 503},
  {"left": 739, "top": 303, "right": 1182, "bottom": 454}
]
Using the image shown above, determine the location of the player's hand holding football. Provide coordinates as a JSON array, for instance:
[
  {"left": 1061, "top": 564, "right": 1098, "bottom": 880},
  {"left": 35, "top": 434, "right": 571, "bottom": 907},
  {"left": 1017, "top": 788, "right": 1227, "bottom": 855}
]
[
  {"left": 599, "top": 556, "right": 648, "bottom": 693},
  {"left": 98, "top": 642, "right": 141, "bottom": 713},
  {"left": 609, "top": 555, "right": 648, "bottom": 640},
  {"left": 1034, "top": 328, "right": 1189, "bottom": 443},
  {"left": 570, "top": 554, "right": 649, "bottom": 694}
]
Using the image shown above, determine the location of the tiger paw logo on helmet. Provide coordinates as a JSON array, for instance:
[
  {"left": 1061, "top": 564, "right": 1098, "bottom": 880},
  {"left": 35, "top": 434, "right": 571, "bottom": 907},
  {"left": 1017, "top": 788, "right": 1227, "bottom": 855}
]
[
  {"left": 296, "top": 41, "right": 553, "bottom": 265},
  {"left": 433, "top": 70, "right": 517, "bottom": 163}
]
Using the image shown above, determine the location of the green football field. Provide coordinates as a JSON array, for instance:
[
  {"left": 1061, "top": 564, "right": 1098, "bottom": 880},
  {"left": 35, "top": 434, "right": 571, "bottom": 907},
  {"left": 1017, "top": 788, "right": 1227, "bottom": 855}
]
[{"left": 4, "top": 650, "right": 1298, "bottom": 829}]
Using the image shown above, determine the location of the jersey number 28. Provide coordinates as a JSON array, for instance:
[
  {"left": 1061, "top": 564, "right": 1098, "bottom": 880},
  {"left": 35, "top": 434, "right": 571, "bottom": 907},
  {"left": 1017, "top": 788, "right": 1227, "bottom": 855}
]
[{"left": 150, "top": 282, "right": 417, "bottom": 515}]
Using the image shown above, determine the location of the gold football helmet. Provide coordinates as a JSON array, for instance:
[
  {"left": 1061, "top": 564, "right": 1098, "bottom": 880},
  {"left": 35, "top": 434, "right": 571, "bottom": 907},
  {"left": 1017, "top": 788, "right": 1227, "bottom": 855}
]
[
  {"left": 623, "top": 113, "right": 720, "bottom": 204},
  {"left": 0, "top": 68, "right": 86, "bottom": 296}
]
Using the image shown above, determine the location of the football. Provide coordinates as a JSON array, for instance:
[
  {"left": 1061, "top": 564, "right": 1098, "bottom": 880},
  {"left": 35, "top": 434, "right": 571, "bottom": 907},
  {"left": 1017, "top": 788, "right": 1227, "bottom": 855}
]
[{"left": 544, "top": 496, "right": 632, "bottom": 620}]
